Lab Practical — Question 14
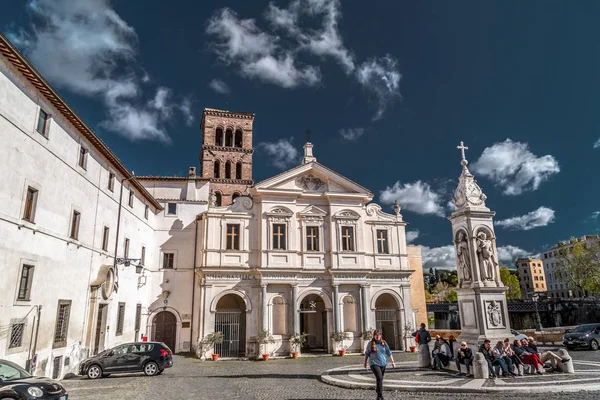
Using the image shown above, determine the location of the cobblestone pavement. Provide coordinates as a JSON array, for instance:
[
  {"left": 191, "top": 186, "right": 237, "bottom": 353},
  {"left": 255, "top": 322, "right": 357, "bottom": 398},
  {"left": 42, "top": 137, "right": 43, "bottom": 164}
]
[{"left": 62, "top": 347, "right": 600, "bottom": 400}]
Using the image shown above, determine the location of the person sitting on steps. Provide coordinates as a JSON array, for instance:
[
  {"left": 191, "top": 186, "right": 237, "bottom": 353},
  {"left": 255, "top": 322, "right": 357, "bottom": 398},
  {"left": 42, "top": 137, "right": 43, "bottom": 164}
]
[
  {"left": 479, "top": 339, "right": 510, "bottom": 378},
  {"left": 455, "top": 341, "right": 473, "bottom": 377},
  {"left": 513, "top": 339, "right": 543, "bottom": 374},
  {"left": 493, "top": 341, "right": 517, "bottom": 376},
  {"left": 432, "top": 337, "right": 451, "bottom": 370},
  {"left": 522, "top": 338, "right": 570, "bottom": 372}
]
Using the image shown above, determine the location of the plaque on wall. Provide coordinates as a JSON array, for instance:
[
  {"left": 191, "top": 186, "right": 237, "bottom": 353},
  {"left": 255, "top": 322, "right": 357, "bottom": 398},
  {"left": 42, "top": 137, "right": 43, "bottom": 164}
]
[{"left": 181, "top": 321, "right": 191, "bottom": 328}]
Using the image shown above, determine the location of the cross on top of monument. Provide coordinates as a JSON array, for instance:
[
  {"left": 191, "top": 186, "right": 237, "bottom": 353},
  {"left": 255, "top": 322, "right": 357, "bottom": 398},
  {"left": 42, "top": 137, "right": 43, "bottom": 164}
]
[
  {"left": 457, "top": 141, "right": 469, "bottom": 167},
  {"left": 305, "top": 129, "right": 311, "bottom": 143}
]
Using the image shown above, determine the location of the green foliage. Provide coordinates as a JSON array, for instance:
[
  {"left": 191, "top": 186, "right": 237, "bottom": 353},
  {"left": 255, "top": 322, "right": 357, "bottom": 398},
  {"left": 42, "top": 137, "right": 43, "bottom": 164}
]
[
  {"left": 500, "top": 267, "right": 522, "bottom": 300},
  {"left": 445, "top": 289, "right": 458, "bottom": 302},
  {"left": 555, "top": 240, "right": 600, "bottom": 295},
  {"left": 431, "top": 282, "right": 457, "bottom": 302},
  {"left": 290, "top": 332, "right": 309, "bottom": 351},
  {"left": 331, "top": 331, "right": 350, "bottom": 343},
  {"left": 202, "top": 331, "right": 224, "bottom": 352}
]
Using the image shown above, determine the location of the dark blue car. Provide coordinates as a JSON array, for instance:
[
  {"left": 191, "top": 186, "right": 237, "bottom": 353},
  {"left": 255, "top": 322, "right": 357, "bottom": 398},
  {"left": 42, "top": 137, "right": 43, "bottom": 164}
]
[
  {"left": 0, "top": 359, "right": 67, "bottom": 399},
  {"left": 563, "top": 323, "right": 600, "bottom": 350}
]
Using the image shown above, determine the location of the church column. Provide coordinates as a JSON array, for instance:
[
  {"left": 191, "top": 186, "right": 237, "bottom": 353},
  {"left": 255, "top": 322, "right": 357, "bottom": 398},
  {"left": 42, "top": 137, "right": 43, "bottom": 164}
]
[
  {"left": 261, "top": 284, "right": 268, "bottom": 332},
  {"left": 292, "top": 284, "right": 299, "bottom": 334},
  {"left": 361, "top": 284, "right": 369, "bottom": 331},
  {"left": 333, "top": 285, "right": 340, "bottom": 332}
]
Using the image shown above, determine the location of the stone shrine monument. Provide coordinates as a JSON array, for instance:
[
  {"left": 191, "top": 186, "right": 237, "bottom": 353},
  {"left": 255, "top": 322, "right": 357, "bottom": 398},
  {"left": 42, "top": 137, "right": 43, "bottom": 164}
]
[{"left": 449, "top": 142, "right": 512, "bottom": 346}]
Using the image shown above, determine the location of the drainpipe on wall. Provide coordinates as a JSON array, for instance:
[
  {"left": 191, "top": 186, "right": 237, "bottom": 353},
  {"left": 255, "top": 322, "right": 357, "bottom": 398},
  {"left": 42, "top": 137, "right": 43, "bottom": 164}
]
[
  {"left": 190, "top": 214, "right": 199, "bottom": 352},
  {"left": 29, "top": 305, "right": 42, "bottom": 374}
]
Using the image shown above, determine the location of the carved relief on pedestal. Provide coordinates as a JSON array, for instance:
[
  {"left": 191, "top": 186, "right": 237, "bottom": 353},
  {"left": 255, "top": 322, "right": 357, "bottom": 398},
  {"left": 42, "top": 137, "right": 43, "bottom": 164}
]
[
  {"left": 476, "top": 231, "right": 499, "bottom": 283},
  {"left": 486, "top": 300, "right": 503, "bottom": 327},
  {"left": 454, "top": 230, "right": 472, "bottom": 287}
]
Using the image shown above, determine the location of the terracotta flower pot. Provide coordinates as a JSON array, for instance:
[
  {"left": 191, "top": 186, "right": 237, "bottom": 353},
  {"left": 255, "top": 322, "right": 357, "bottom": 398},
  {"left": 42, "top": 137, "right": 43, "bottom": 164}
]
[
  {"left": 291, "top": 352, "right": 299, "bottom": 359},
  {"left": 338, "top": 349, "right": 346, "bottom": 356},
  {"left": 409, "top": 346, "right": 416, "bottom": 352},
  {"left": 262, "top": 354, "right": 270, "bottom": 361},
  {"left": 211, "top": 354, "right": 219, "bottom": 361}
]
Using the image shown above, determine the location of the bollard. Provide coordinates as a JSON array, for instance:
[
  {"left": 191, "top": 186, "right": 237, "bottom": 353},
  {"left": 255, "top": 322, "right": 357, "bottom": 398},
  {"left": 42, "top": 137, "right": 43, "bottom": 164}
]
[
  {"left": 418, "top": 344, "right": 431, "bottom": 368},
  {"left": 556, "top": 349, "right": 575, "bottom": 373},
  {"left": 473, "top": 353, "right": 489, "bottom": 379}
]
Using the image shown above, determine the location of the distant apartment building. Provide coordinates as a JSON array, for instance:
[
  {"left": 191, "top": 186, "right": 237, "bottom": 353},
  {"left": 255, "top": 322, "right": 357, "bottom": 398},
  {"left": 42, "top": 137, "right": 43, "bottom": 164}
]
[
  {"left": 542, "top": 235, "right": 600, "bottom": 298},
  {"left": 515, "top": 258, "right": 547, "bottom": 299}
]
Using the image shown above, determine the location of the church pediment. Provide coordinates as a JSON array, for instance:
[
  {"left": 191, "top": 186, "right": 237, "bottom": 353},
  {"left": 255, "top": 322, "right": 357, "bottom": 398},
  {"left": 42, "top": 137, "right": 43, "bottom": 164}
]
[{"left": 298, "top": 204, "right": 328, "bottom": 218}]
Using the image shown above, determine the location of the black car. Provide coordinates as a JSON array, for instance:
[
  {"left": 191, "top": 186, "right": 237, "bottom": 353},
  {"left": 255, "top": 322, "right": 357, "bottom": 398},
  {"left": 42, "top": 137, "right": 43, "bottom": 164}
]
[
  {"left": 0, "top": 359, "right": 68, "bottom": 399},
  {"left": 563, "top": 323, "right": 600, "bottom": 350},
  {"left": 78, "top": 342, "right": 173, "bottom": 379}
]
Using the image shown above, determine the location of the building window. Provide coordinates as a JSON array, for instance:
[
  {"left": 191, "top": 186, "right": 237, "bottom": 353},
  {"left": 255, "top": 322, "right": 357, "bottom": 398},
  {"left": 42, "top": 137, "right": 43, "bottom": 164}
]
[
  {"left": 232, "top": 192, "right": 241, "bottom": 202},
  {"left": 78, "top": 146, "right": 88, "bottom": 169},
  {"left": 526, "top": 283, "right": 530, "bottom": 289},
  {"left": 225, "top": 161, "right": 232, "bottom": 179},
  {"left": 341, "top": 226, "right": 355, "bottom": 251},
  {"left": 135, "top": 304, "right": 142, "bottom": 332},
  {"left": 306, "top": 226, "right": 319, "bottom": 252},
  {"left": 69, "top": 210, "right": 81, "bottom": 240},
  {"left": 343, "top": 296, "right": 357, "bottom": 332},
  {"left": 141, "top": 246, "right": 146, "bottom": 265},
  {"left": 53, "top": 300, "right": 71, "bottom": 348},
  {"left": 225, "top": 129, "right": 233, "bottom": 147},
  {"left": 102, "top": 226, "right": 110, "bottom": 251},
  {"left": 167, "top": 203, "right": 177, "bottom": 215},
  {"left": 215, "top": 192, "right": 222, "bottom": 206},
  {"left": 17, "top": 264, "right": 34, "bottom": 301},
  {"left": 128, "top": 189, "right": 134, "bottom": 207},
  {"left": 124, "top": 238, "right": 130, "bottom": 259},
  {"left": 535, "top": 283, "right": 539, "bottom": 288},
  {"left": 376, "top": 229, "right": 389, "bottom": 254},
  {"left": 272, "top": 224, "right": 286, "bottom": 250},
  {"left": 116, "top": 302, "right": 125, "bottom": 336},
  {"left": 36, "top": 109, "right": 50, "bottom": 136},
  {"left": 226, "top": 224, "right": 240, "bottom": 250},
  {"left": 235, "top": 130, "right": 243, "bottom": 147},
  {"left": 9, "top": 323, "right": 25, "bottom": 349},
  {"left": 214, "top": 160, "right": 220, "bottom": 178},
  {"left": 540, "top": 276, "right": 544, "bottom": 281},
  {"left": 163, "top": 253, "right": 174, "bottom": 269},
  {"left": 544, "top": 253, "right": 548, "bottom": 259},
  {"left": 534, "top": 276, "right": 538, "bottom": 281},
  {"left": 272, "top": 297, "right": 286, "bottom": 335},
  {"left": 236, "top": 162, "right": 242, "bottom": 179},
  {"left": 144, "top": 205, "right": 149, "bottom": 220},
  {"left": 215, "top": 128, "right": 223, "bottom": 146},
  {"left": 108, "top": 172, "right": 115, "bottom": 192},
  {"left": 23, "top": 186, "right": 38, "bottom": 222}
]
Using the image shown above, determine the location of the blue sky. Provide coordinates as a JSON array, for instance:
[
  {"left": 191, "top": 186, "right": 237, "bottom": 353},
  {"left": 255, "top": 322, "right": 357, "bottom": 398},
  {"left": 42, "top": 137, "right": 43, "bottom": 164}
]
[{"left": 3, "top": 0, "right": 600, "bottom": 270}]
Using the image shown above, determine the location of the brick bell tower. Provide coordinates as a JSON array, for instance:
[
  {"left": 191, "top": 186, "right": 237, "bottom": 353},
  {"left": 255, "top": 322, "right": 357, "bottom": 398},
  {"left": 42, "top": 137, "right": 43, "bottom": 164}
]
[{"left": 200, "top": 108, "right": 255, "bottom": 206}]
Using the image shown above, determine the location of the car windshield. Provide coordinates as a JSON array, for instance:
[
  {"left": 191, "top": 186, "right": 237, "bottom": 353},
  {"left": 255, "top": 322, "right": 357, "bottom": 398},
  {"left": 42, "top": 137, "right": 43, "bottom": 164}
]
[
  {"left": 573, "top": 324, "right": 596, "bottom": 333},
  {"left": 0, "top": 360, "right": 31, "bottom": 382}
]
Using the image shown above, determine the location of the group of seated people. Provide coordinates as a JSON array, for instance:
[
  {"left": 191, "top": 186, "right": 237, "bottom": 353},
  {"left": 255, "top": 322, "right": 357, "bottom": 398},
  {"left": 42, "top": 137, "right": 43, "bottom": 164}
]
[{"left": 431, "top": 335, "right": 570, "bottom": 378}]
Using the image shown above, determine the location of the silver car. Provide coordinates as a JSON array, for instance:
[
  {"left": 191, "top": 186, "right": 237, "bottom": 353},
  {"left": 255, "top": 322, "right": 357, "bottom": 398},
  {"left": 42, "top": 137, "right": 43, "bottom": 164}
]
[{"left": 563, "top": 323, "right": 600, "bottom": 350}]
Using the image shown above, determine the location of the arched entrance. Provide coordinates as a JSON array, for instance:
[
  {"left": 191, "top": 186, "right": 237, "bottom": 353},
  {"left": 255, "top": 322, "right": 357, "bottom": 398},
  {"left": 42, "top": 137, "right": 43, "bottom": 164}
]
[
  {"left": 152, "top": 311, "right": 177, "bottom": 351},
  {"left": 299, "top": 294, "right": 328, "bottom": 353},
  {"left": 375, "top": 293, "right": 403, "bottom": 350},
  {"left": 215, "top": 294, "right": 246, "bottom": 357}
]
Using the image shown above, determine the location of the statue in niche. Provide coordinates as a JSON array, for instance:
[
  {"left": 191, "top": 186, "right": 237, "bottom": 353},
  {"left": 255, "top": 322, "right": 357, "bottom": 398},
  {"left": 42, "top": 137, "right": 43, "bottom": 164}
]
[
  {"left": 487, "top": 300, "right": 502, "bottom": 327},
  {"left": 476, "top": 231, "right": 498, "bottom": 281},
  {"left": 455, "top": 231, "right": 472, "bottom": 286}
]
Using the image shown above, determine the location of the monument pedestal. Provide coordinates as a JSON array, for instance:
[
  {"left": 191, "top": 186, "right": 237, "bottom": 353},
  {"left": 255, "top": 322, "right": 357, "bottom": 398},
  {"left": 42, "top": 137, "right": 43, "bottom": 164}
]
[{"left": 457, "top": 286, "right": 512, "bottom": 346}]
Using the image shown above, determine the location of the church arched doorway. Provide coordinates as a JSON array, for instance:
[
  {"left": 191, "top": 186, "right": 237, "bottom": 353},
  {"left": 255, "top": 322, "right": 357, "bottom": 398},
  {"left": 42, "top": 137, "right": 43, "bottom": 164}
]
[
  {"left": 215, "top": 294, "right": 246, "bottom": 357},
  {"left": 152, "top": 311, "right": 177, "bottom": 351},
  {"left": 375, "top": 293, "right": 403, "bottom": 350},
  {"left": 299, "top": 294, "right": 328, "bottom": 353}
]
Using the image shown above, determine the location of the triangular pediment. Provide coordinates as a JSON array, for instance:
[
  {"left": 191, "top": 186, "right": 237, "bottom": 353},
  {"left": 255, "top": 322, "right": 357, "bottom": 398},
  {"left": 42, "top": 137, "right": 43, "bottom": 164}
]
[
  {"left": 252, "top": 162, "right": 373, "bottom": 199},
  {"left": 298, "top": 204, "right": 328, "bottom": 217}
]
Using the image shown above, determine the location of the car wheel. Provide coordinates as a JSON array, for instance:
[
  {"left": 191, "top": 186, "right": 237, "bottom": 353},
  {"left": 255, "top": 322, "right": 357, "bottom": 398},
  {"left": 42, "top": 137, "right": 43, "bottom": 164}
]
[
  {"left": 87, "top": 364, "right": 103, "bottom": 379},
  {"left": 144, "top": 361, "right": 159, "bottom": 376},
  {"left": 591, "top": 340, "right": 599, "bottom": 351}
]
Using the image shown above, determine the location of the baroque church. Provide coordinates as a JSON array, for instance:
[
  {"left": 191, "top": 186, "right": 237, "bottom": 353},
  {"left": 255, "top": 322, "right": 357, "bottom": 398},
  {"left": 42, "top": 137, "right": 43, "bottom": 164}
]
[{"left": 0, "top": 32, "right": 425, "bottom": 380}]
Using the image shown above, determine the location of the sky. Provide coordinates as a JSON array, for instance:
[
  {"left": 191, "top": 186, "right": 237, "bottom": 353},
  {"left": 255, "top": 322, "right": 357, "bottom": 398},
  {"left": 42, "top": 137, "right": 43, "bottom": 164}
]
[{"left": 2, "top": 0, "right": 600, "bottom": 270}]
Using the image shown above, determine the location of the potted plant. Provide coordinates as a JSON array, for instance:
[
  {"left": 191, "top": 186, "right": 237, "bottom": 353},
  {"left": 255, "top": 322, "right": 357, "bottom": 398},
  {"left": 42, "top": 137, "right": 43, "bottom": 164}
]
[
  {"left": 290, "top": 332, "right": 308, "bottom": 359},
  {"left": 404, "top": 324, "right": 416, "bottom": 352},
  {"left": 331, "top": 331, "right": 350, "bottom": 356},
  {"left": 256, "top": 329, "right": 275, "bottom": 361},
  {"left": 202, "top": 331, "right": 224, "bottom": 361}
]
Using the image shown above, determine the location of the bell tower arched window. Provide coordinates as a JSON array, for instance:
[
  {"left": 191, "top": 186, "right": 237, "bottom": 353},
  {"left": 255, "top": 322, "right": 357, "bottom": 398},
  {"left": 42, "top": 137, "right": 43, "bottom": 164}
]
[
  {"left": 225, "top": 162, "right": 232, "bottom": 179},
  {"left": 215, "top": 192, "right": 222, "bottom": 206},
  {"left": 215, "top": 128, "right": 223, "bottom": 146},
  {"left": 234, "top": 129, "right": 243, "bottom": 147},
  {"left": 236, "top": 162, "right": 242, "bottom": 179},
  {"left": 232, "top": 192, "right": 241, "bottom": 202},
  {"left": 225, "top": 129, "right": 234, "bottom": 147},
  {"left": 213, "top": 160, "right": 220, "bottom": 178}
]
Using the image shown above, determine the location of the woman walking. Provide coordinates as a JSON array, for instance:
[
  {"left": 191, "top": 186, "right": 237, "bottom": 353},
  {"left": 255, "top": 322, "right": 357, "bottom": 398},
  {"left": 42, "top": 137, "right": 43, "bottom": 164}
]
[{"left": 364, "top": 330, "right": 396, "bottom": 400}]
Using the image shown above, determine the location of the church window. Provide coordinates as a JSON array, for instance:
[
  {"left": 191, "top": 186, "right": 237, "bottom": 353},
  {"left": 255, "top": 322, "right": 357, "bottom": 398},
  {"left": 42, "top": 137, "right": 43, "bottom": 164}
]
[
  {"left": 78, "top": 146, "right": 88, "bottom": 170},
  {"left": 236, "top": 162, "right": 242, "bottom": 179},
  {"left": 128, "top": 189, "right": 134, "bottom": 207},
  {"left": 141, "top": 246, "right": 146, "bottom": 266},
  {"left": 23, "top": 186, "right": 38, "bottom": 223},
  {"left": 341, "top": 226, "right": 355, "bottom": 252},
  {"left": 145, "top": 205, "right": 149, "bottom": 219},
  {"left": 53, "top": 300, "right": 71, "bottom": 348},
  {"left": 167, "top": 203, "right": 177, "bottom": 215},
  {"left": 272, "top": 224, "right": 286, "bottom": 250},
  {"left": 225, "top": 129, "right": 234, "bottom": 147},
  {"left": 116, "top": 302, "right": 126, "bottom": 336},
  {"left": 272, "top": 297, "right": 286, "bottom": 335},
  {"left": 306, "top": 226, "right": 319, "bottom": 252},
  {"left": 225, "top": 162, "right": 232, "bottom": 179},
  {"left": 234, "top": 129, "right": 243, "bottom": 147},
  {"left": 376, "top": 230, "right": 389, "bottom": 254},
  {"left": 343, "top": 296, "right": 357, "bottom": 332},
  {"left": 102, "top": 227, "right": 110, "bottom": 251},
  {"left": 124, "top": 238, "right": 130, "bottom": 259},
  {"left": 69, "top": 210, "right": 81, "bottom": 240},
  {"left": 232, "top": 192, "right": 241, "bottom": 202},
  {"left": 108, "top": 172, "right": 115, "bottom": 192},
  {"left": 17, "top": 264, "right": 34, "bottom": 301},
  {"left": 215, "top": 128, "right": 223, "bottom": 146},
  {"left": 226, "top": 224, "right": 240, "bottom": 250},
  {"left": 215, "top": 192, "right": 222, "bottom": 206},
  {"left": 163, "top": 253, "right": 175, "bottom": 269},
  {"left": 214, "top": 160, "right": 221, "bottom": 178},
  {"left": 36, "top": 108, "right": 50, "bottom": 136}
]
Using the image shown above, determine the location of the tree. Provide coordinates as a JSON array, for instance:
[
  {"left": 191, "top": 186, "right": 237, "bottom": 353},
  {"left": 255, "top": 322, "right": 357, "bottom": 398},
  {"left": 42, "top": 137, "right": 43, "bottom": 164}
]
[
  {"left": 499, "top": 267, "right": 522, "bottom": 300},
  {"left": 431, "top": 282, "right": 457, "bottom": 302},
  {"left": 555, "top": 240, "right": 600, "bottom": 296}
]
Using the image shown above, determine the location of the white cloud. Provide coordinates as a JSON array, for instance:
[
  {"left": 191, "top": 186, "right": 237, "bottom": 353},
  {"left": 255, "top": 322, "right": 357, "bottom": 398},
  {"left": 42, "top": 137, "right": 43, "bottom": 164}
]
[
  {"left": 588, "top": 211, "right": 600, "bottom": 222},
  {"left": 256, "top": 138, "right": 299, "bottom": 169},
  {"left": 495, "top": 206, "right": 556, "bottom": 231},
  {"left": 179, "top": 97, "right": 194, "bottom": 127},
  {"left": 10, "top": 0, "right": 191, "bottom": 142},
  {"left": 497, "top": 245, "right": 530, "bottom": 264},
  {"left": 406, "top": 230, "right": 419, "bottom": 244},
  {"left": 594, "top": 138, "right": 600, "bottom": 149},
  {"left": 471, "top": 139, "right": 560, "bottom": 195},
  {"left": 380, "top": 181, "right": 445, "bottom": 216},
  {"left": 356, "top": 55, "right": 402, "bottom": 121},
  {"left": 209, "top": 79, "right": 231, "bottom": 94},
  {"left": 421, "top": 243, "right": 531, "bottom": 270},
  {"left": 339, "top": 127, "right": 364, "bottom": 141},
  {"left": 241, "top": 54, "right": 320, "bottom": 88}
]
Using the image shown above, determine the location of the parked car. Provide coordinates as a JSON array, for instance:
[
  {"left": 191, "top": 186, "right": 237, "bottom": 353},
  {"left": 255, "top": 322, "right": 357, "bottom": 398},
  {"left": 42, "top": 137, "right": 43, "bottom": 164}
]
[
  {"left": 0, "top": 359, "right": 68, "bottom": 399},
  {"left": 78, "top": 342, "right": 173, "bottom": 379},
  {"left": 563, "top": 323, "right": 600, "bottom": 350},
  {"left": 510, "top": 329, "right": 528, "bottom": 341}
]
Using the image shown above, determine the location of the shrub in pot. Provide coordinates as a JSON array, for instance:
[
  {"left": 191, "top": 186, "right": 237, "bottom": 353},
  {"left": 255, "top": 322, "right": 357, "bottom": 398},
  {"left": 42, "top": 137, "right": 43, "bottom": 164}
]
[
  {"left": 290, "top": 332, "right": 308, "bottom": 359},
  {"left": 331, "top": 331, "right": 350, "bottom": 356},
  {"left": 257, "top": 329, "right": 275, "bottom": 361},
  {"left": 202, "top": 331, "right": 224, "bottom": 361}
]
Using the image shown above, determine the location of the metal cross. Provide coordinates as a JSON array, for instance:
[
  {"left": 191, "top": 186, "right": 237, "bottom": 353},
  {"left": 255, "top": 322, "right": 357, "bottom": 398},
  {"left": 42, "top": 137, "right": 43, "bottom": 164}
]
[
  {"left": 306, "top": 129, "right": 311, "bottom": 143},
  {"left": 457, "top": 141, "right": 469, "bottom": 160}
]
